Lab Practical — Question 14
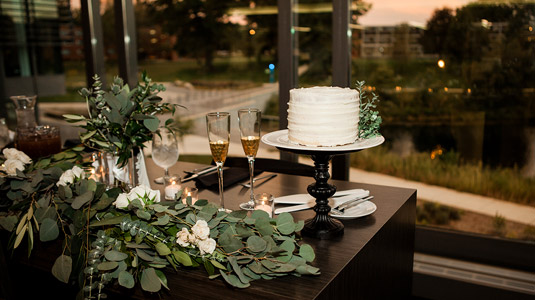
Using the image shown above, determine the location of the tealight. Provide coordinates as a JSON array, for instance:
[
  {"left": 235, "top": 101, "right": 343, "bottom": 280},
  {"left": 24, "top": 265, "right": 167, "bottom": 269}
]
[
  {"left": 183, "top": 187, "right": 198, "bottom": 204},
  {"left": 254, "top": 193, "right": 274, "bottom": 217},
  {"left": 164, "top": 175, "right": 182, "bottom": 200}
]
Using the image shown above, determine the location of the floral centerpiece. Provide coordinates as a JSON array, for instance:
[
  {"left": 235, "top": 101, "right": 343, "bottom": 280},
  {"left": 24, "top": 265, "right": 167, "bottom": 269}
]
[
  {"left": 0, "top": 73, "right": 319, "bottom": 298},
  {"left": 64, "top": 72, "right": 178, "bottom": 168}
]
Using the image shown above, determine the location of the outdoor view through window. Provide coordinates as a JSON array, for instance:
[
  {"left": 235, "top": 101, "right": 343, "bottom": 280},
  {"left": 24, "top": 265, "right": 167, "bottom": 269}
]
[{"left": 1, "top": 0, "right": 533, "bottom": 242}]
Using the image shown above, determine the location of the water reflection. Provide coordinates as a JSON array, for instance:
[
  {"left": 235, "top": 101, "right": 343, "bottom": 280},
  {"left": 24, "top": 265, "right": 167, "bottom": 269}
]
[{"left": 384, "top": 123, "right": 535, "bottom": 176}]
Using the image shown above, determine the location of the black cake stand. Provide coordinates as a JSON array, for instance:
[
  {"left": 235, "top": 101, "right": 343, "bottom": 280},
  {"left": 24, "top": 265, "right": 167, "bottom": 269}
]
[{"left": 261, "top": 129, "right": 385, "bottom": 239}]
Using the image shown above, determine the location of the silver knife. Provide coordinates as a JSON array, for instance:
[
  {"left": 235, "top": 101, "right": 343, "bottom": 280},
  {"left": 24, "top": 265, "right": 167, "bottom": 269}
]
[
  {"left": 181, "top": 165, "right": 218, "bottom": 182},
  {"left": 333, "top": 195, "right": 374, "bottom": 211}
]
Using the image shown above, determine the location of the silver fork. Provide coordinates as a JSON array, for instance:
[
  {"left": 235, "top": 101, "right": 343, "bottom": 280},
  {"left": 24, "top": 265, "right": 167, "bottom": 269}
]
[
  {"left": 330, "top": 196, "right": 374, "bottom": 215},
  {"left": 239, "top": 174, "right": 277, "bottom": 188}
]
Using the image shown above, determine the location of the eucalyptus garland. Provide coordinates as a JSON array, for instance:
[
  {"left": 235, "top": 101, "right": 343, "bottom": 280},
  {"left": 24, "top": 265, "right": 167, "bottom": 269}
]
[{"left": 0, "top": 147, "right": 319, "bottom": 297}]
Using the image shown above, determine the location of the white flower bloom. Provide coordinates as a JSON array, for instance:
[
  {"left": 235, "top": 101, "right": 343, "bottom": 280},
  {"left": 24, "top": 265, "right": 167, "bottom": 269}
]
[
  {"left": 3, "top": 148, "right": 31, "bottom": 165},
  {"left": 197, "top": 238, "right": 216, "bottom": 255},
  {"left": 113, "top": 192, "right": 130, "bottom": 209},
  {"left": 57, "top": 166, "right": 86, "bottom": 186},
  {"left": 128, "top": 185, "right": 160, "bottom": 205},
  {"left": 71, "top": 166, "right": 85, "bottom": 180},
  {"left": 191, "top": 220, "right": 210, "bottom": 240},
  {"left": 3, "top": 159, "right": 25, "bottom": 176},
  {"left": 176, "top": 228, "right": 191, "bottom": 247}
]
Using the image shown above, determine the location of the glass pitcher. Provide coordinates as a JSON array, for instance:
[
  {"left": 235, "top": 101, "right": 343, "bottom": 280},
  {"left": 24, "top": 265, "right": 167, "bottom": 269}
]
[{"left": 10, "top": 95, "right": 37, "bottom": 129}]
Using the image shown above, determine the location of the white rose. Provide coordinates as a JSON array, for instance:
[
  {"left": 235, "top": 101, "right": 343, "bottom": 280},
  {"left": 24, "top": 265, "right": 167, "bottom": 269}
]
[
  {"left": 197, "top": 238, "right": 216, "bottom": 255},
  {"left": 57, "top": 166, "right": 86, "bottom": 187},
  {"left": 71, "top": 166, "right": 85, "bottom": 180},
  {"left": 3, "top": 159, "right": 25, "bottom": 176},
  {"left": 113, "top": 193, "right": 130, "bottom": 209},
  {"left": 191, "top": 220, "right": 210, "bottom": 240},
  {"left": 3, "top": 148, "right": 31, "bottom": 165},
  {"left": 128, "top": 185, "right": 160, "bottom": 205},
  {"left": 176, "top": 228, "right": 191, "bottom": 247}
]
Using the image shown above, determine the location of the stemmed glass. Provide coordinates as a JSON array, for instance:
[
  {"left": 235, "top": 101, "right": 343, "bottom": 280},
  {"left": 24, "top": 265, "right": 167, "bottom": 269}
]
[
  {"left": 152, "top": 127, "right": 179, "bottom": 183},
  {"left": 206, "top": 112, "right": 230, "bottom": 209},
  {"left": 238, "top": 108, "right": 261, "bottom": 210}
]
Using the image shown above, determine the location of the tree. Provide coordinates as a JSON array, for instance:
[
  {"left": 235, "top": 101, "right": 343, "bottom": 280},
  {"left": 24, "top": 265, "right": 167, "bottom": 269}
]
[
  {"left": 420, "top": 7, "right": 454, "bottom": 56},
  {"left": 143, "top": 0, "right": 242, "bottom": 71}
]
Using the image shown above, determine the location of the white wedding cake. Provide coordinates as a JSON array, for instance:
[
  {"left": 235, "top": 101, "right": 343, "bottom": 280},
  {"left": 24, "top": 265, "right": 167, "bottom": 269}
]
[{"left": 287, "top": 86, "right": 360, "bottom": 147}]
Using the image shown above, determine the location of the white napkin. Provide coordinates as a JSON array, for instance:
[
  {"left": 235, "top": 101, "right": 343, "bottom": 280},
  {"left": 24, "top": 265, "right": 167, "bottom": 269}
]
[{"left": 274, "top": 189, "right": 369, "bottom": 214}]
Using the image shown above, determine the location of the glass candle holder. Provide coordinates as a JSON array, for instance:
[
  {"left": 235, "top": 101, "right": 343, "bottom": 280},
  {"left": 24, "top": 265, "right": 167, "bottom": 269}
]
[
  {"left": 164, "top": 174, "right": 182, "bottom": 200},
  {"left": 183, "top": 187, "right": 198, "bottom": 204},
  {"left": 254, "top": 193, "right": 274, "bottom": 217}
]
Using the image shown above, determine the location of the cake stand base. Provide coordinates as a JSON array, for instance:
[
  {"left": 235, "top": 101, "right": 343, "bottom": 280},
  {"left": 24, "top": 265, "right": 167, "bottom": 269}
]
[{"left": 301, "top": 214, "right": 344, "bottom": 239}]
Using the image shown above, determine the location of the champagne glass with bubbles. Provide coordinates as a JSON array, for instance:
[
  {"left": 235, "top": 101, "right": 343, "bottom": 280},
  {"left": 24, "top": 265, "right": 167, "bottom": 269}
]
[
  {"left": 152, "top": 127, "right": 179, "bottom": 183},
  {"left": 238, "top": 108, "right": 261, "bottom": 210},
  {"left": 206, "top": 112, "right": 230, "bottom": 209}
]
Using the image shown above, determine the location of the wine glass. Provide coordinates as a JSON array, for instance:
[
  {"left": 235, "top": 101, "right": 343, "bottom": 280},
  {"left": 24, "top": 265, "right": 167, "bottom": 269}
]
[
  {"left": 238, "top": 108, "right": 261, "bottom": 210},
  {"left": 152, "top": 127, "right": 179, "bottom": 184},
  {"left": 206, "top": 112, "right": 230, "bottom": 209}
]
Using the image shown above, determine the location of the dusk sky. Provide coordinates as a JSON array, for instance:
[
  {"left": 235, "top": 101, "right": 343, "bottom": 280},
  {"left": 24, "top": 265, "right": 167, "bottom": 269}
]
[{"left": 358, "top": 0, "right": 474, "bottom": 26}]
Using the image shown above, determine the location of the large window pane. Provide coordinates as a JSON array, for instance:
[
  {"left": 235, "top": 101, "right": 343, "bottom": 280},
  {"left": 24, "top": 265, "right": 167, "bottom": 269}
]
[
  {"left": 351, "top": 0, "right": 535, "bottom": 241},
  {"left": 136, "top": 0, "right": 279, "bottom": 143}
]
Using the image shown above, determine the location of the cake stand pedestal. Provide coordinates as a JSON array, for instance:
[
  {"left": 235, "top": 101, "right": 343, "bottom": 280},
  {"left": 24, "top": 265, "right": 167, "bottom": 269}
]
[{"left": 261, "top": 130, "right": 385, "bottom": 239}]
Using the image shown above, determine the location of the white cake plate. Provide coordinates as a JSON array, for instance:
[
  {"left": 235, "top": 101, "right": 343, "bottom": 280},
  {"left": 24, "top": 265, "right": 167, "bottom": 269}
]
[{"left": 261, "top": 129, "right": 384, "bottom": 153}]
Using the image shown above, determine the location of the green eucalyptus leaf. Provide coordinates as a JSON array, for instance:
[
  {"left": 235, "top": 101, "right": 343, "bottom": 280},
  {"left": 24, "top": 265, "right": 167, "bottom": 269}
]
[
  {"left": 40, "top": 218, "right": 59, "bottom": 242},
  {"left": 254, "top": 217, "right": 273, "bottom": 236},
  {"left": 136, "top": 248, "right": 155, "bottom": 262},
  {"left": 35, "top": 206, "right": 56, "bottom": 223},
  {"left": 155, "top": 269, "right": 169, "bottom": 290},
  {"left": 105, "top": 250, "right": 128, "bottom": 261},
  {"left": 294, "top": 220, "right": 305, "bottom": 232},
  {"left": 0, "top": 215, "right": 18, "bottom": 231},
  {"left": 299, "top": 244, "right": 315, "bottom": 262},
  {"left": 219, "top": 270, "right": 250, "bottom": 288},
  {"left": 51, "top": 255, "right": 72, "bottom": 283},
  {"left": 228, "top": 256, "right": 249, "bottom": 284},
  {"left": 98, "top": 261, "right": 119, "bottom": 271},
  {"left": 277, "top": 240, "right": 295, "bottom": 263},
  {"left": 90, "top": 215, "right": 124, "bottom": 227},
  {"left": 151, "top": 215, "right": 170, "bottom": 226},
  {"left": 136, "top": 210, "right": 151, "bottom": 220},
  {"left": 251, "top": 210, "right": 270, "bottom": 220},
  {"left": 296, "top": 265, "right": 321, "bottom": 275},
  {"left": 143, "top": 116, "right": 160, "bottom": 132},
  {"left": 173, "top": 250, "right": 193, "bottom": 266},
  {"left": 141, "top": 268, "right": 161, "bottom": 292},
  {"left": 276, "top": 212, "right": 295, "bottom": 235},
  {"left": 71, "top": 191, "right": 94, "bottom": 210},
  {"left": 118, "top": 271, "right": 135, "bottom": 289},
  {"left": 246, "top": 236, "right": 267, "bottom": 253},
  {"left": 204, "top": 259, "right": 215, "bottom": 276},
  {"left": 155, "top": 242, "right": 171, "bottom": 256},
  {"left": 242, "top": 267, "right": 261, "bottom": 280},
  {"left": 210, "top": 259, "right": 227, "bottom": 270}
]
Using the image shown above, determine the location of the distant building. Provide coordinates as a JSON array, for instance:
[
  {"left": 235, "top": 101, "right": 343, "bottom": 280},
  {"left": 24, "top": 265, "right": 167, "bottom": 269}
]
[{"left": 359, "top": 23, "right": 426, "bottom": 58}]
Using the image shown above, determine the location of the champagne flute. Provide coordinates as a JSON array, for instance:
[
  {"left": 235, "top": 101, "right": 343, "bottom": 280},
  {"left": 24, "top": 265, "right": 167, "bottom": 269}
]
[
  {"left": 206, "top": 112, "right": 230, "bottom": 209},
  {"left": 238, "top": 108, "right": 261, "bottom": 210},
  {"left": 152, "top": 127, "right": 179, "bottom": 183}
]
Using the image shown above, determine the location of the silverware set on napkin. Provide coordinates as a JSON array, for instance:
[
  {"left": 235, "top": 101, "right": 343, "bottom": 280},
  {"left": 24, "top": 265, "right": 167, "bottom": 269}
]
[
  {"left": 330, "top": 195, "right": 374, "bottom": 215},
  {"left": 271, "top": 189, "right": 376, "bottom": 217}
]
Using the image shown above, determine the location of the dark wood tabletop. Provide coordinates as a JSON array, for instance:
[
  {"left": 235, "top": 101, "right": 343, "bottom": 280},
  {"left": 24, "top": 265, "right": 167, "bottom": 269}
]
[
  {"left": 140, "top": 160, "right": 417, "bottom": 300},
  {"left": 1, "top": 159, "right": 416, "bottom": 300}
]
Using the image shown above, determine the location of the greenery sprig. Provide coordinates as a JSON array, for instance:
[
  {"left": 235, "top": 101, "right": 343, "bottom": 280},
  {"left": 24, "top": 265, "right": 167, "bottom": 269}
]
[{"left": 356, "top": 80, "right": 383, "bottom": 139}]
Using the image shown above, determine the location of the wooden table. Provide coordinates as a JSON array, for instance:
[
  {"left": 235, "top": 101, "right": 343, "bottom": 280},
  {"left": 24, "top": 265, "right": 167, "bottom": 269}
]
[{"left": 2, "top": 160, "right": 416, "bottom": 300}]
